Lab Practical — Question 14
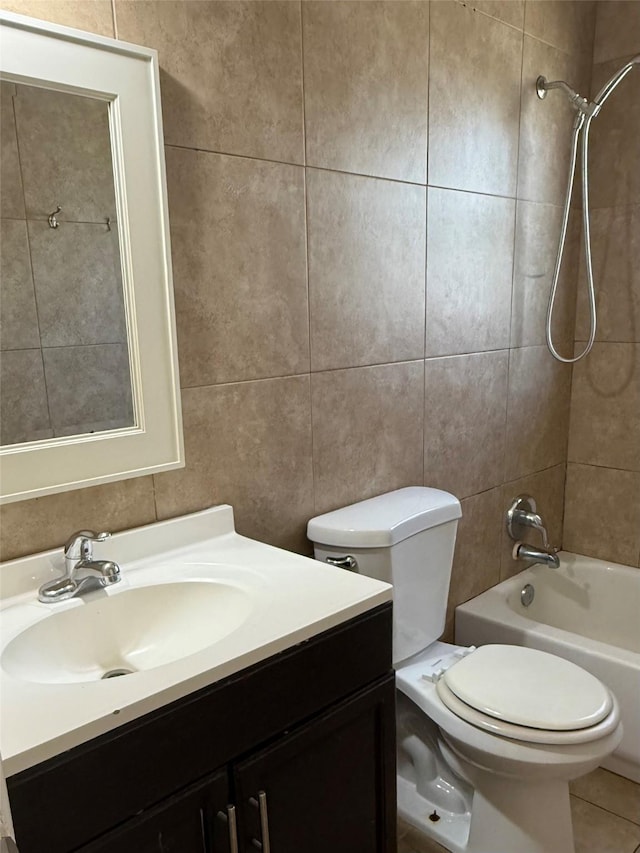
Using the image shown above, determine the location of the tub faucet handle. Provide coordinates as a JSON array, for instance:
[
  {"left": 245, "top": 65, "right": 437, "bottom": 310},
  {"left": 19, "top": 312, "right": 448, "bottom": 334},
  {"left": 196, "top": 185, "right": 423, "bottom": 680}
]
[
  {"left": 514, "top": 509, "right": 550, "bottom": 548},
  {"left": 507, "top": 496, "right": 551, "bottom": 548}
]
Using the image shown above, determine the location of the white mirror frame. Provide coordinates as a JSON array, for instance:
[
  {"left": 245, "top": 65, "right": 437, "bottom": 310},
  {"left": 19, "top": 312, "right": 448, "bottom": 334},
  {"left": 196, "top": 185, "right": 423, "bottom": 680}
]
[{"left": 0, "top": 11, "right": 184, "bottom": 504}]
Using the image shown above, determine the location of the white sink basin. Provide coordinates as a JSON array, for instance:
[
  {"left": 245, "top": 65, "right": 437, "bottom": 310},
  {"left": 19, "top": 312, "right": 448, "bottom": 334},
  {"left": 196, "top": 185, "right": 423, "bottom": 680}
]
[{"left": 2, "top": 580, "right": 253, "bottom": 684}]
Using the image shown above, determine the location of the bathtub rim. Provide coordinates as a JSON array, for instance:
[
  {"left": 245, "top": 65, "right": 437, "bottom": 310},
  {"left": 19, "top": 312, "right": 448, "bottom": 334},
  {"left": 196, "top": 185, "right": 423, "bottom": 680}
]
[{"left": 454, "top": 551, "right": 639, "bottom": 667}]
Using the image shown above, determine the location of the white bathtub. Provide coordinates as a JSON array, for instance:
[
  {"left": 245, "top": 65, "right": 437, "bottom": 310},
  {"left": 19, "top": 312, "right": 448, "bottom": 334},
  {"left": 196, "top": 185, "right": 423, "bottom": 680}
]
[{"left": 455, "top": 551, "right": 640, "bottom": 783}]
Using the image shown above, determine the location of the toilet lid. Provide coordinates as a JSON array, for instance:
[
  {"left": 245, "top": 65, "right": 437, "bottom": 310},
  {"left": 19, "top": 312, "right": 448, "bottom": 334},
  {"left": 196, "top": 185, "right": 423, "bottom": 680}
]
[
  {"left": 435, "top": 678, "right": 620, "bottom": 745},
  {"left": 441, "top": 645, "right": 612, "bottom": 731}
]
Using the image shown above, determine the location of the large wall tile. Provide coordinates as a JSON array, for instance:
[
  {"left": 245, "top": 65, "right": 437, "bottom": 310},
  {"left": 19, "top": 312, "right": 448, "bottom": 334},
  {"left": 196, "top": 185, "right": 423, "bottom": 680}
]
[
  {"left": 115, "top": 0, "right": 303, "bottom": 164},
  {"left": 473, "top": 1, "right": 525, "bottom": 29},
  {"left": 424, "top": 351, "right": 509, "bottom": 499},
  {"left": 518, "top": 36, "right": 590, "bottom": 206},
  {"left": 500, "top": 463, "right": 565, "bottom": 579},
  {"left": 575, "top": 206, "right": 640, "bottom": 343},
  {"left": 14, "top": 84, "right": 117, "bottom": 223},
  {"left": 0, "top": 349, "right": 51, "bottom": 445},
  {"left": 568, "top": 343, "right": 640, "bottom": 472},
  {"left": 511, "top": 200, "right": 579, "bottom": 349},
  {"left": 0, "top": 0, "right": 114, "bottom": 36},
  {"left": 0, "top": 219, "right": 40, "bottom": 351},
  {"left": 588, "top": 58, "right": 640, "bottom": 209},
  {"left": 43, "top": 344, "right": 134, "bottom": 437},
  {"left": 505, "top": 345, "right": 572, "bottom": 480},
  {"left": 563, "top": 463, "right": 640, "bottom": 566},
  {"left": 307, "top": 170, "right": 425, "bottom": 371},
  {"left": 524, "top": 1, "right": 596, "bottom": 57},
  {"left": 448, "top": 487, "right": 503, "bottom": 630},
  {"left": 311, "top": 362, "right": 424, "bottom": 516},
  {"left": 593, "top": 0, "right": 640, "bottom": 64},
  {"left": 28, "top": 221, "right": 126, "bottom": 347},
  {"left": 0, "top": 477, "right": 157, "bottom": 562},
  {"left": 428, "top": 1, "right": 521, "bottom": 196},
  {"left": 166, "top": 147, "right": 309, "bottom": 387},
  {"left": 563, "top": 0, "right": 640, "bottom": 573},
  {"left": 425, "top": 188, "right": 514, "bottom": 356},
  {"left": 303, "top": 0, "right": 429, "bottom": 183},
  {"left": 0, "top": 83, "right": 24, "bottom": 219},
  {"left": 154, "top": 376, "right": 314, "bottom": 554},
  {"left": 0, "top": 0, "right": 592, "bottom": 577}
]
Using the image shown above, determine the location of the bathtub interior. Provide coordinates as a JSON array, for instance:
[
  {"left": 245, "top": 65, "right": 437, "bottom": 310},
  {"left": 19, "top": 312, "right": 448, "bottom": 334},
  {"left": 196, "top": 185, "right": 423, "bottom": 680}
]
[{"left": 502, "top": 554, "right": 640, "bottom": 654}]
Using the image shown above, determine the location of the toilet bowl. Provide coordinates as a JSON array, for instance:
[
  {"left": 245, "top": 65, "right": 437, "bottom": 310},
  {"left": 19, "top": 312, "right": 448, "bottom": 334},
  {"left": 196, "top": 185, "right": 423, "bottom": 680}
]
[
  {"left": 307, "top": 488, "right": 623, "bottom": 853},
  {"left": 395, "top": 640, "right": 621, "bottom": 853}
]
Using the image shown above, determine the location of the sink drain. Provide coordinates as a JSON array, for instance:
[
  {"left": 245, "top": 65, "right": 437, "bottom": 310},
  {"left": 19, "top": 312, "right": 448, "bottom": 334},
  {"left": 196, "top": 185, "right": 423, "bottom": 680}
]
[{"left": 101, "top": 668, "right": 134, "bottom": 679}]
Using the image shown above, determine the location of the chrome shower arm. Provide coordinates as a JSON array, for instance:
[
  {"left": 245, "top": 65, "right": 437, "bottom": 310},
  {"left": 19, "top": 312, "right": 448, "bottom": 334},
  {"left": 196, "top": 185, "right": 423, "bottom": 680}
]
[
  {"left": 536, "top": 76, "right": 580, "bottom": 101},
  {"left": 536, "top": 76, "right": 600, "bottom": 119}
]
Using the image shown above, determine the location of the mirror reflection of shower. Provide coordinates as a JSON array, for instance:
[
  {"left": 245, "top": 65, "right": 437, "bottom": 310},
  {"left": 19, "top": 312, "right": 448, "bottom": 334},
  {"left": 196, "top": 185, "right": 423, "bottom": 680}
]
[{"left": 537, "top": 54, "right": 640, "bottom": 363}]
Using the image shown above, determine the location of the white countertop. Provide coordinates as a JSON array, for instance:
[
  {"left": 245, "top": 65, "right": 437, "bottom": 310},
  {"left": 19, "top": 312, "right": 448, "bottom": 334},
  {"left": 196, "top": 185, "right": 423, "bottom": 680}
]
[{"left": 0, "top": 506, "right": 391, "bottom": 776}]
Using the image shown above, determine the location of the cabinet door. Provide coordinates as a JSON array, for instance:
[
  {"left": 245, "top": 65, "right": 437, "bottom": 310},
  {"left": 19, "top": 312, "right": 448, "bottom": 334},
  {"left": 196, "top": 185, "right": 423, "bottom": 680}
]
[
  {"left": 233, "top": 674, "right": 396, "bottom": 853},
  {"left": 78, "top": 770, "right": 233, "bottom": 853}
]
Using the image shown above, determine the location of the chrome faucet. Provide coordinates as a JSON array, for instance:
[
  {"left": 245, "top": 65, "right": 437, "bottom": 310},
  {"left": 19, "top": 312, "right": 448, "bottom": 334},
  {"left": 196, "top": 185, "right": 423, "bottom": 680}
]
[
  {"left": 511, "top": 541, "right": 560, "bottom": 570},
  {"left": 506, "top": 496, "right": 560, "bottom": 569},
  {"left": 38, "top": 530, "right": 121, "bottom": 603}
]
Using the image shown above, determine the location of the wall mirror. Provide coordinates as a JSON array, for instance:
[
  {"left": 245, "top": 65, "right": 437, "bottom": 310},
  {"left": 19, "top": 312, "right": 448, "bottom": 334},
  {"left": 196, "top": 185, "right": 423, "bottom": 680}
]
[{"left": 0, "top": 11, "right": 183, "bottom": 503}]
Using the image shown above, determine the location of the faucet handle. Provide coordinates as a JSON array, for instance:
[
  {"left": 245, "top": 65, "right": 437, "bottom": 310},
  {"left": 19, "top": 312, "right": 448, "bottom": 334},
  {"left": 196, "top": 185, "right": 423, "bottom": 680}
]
[
  {"left": 512, "top": 509, "right": 550, "bottom": 548},
  {"left": 506, "top": 495, "right": 551, "bottom": 547},
  {"left": 64, "top": 530, "right": 111, "bottom": 561}
]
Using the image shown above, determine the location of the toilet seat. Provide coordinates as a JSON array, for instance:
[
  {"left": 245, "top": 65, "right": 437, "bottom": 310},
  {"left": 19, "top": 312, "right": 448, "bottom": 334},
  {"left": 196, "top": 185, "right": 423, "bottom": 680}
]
[
  {"left": 436, "top": 677, "right": 619, "bottom": 745},
  {"left": 435, "top": 644, "right": 617, "bottom": 745}
]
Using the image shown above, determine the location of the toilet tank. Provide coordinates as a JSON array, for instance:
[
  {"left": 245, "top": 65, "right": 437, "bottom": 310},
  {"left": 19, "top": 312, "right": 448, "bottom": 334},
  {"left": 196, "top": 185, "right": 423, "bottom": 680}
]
[{"left": 307, "top": 487, "right": 462, "bottom": 665}]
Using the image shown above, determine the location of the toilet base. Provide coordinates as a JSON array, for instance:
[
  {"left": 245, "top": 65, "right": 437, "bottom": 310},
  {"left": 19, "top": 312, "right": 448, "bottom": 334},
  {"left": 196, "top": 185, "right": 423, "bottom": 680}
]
[
  {"left": 399, "top": 770, "right": 575, "bottom": 853},
  {"left": 397, "top": 688, "right": 578, "bottom": 853},
  {"left": 398, "top": 774, "right": 470, "bottom": 852}
]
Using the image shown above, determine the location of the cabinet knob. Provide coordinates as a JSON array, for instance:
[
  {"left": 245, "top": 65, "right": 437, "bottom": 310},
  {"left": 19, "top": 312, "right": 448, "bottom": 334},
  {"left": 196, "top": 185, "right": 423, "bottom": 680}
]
[{"left": 249, "top": 791, "right": 271, "bottom": 853}]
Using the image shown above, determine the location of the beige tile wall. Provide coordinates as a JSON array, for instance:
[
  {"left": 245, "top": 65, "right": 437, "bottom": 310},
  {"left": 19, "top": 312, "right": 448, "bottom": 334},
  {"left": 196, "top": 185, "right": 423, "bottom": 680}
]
[
  {"left": 563, "top": 0, "right": 640, "bottom": 568},
  {"left": 0, "top": 0, "right": 598, "bottom": 627}
]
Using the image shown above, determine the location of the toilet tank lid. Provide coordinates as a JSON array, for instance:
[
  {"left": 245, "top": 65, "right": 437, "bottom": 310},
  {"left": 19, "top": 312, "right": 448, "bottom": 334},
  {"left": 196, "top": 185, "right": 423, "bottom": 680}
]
[{"left": 307, "top": 487, "right": 461, "bottom": 548}]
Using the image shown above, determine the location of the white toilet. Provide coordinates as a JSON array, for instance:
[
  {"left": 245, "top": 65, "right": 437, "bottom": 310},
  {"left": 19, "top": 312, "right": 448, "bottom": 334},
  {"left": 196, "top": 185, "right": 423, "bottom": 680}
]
[{"left": 307, "top": 487, "right": 622, "bottom": 853}]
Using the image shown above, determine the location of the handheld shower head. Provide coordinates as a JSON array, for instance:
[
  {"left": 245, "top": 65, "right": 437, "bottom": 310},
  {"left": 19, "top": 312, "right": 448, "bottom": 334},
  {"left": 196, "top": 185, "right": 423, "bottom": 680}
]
[
  {"left": 538, "top": 54, "right": 639, "bottom": 364},
  {"left": 537, "top": 56, "right": 640, "bottom": 112},
  {"left": 593, "top": 54, "right": 640, "bottom": 106}
]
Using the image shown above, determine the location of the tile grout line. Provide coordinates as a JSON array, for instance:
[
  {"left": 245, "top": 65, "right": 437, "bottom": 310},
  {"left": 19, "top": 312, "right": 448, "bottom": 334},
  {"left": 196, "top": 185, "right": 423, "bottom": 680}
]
[
  {"left": 163, "top": 139, "right": 552, "bottom": 205},
  {"left": 423, "top": 0, "right": 431, "bottom": 489},
  {"left": 566, "top": 460, "right": 640, "bottom": 475},
  {"left": 501, "top": 17, "right": 527, "bottom": 489},
  {"left": 111, "top": 0, "right": 118, "bottom": 40},
  {"left": 570, "top": 791, "right": 640, "bottom": 831},
  {"left": 179, "top": 343, "right": 587, "bottom": 392},
  {"left": 452, "top": 0, "right": 594, "bottom": 62},
  {"left": 299, "top": 0, "right": 317, "bottom": 516}
]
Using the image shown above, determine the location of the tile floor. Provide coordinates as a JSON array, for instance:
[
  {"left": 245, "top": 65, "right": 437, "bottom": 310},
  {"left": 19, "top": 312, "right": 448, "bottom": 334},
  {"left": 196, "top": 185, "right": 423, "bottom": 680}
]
[{"left": 398, "top": 767, "right": 640, "bottom": 853}]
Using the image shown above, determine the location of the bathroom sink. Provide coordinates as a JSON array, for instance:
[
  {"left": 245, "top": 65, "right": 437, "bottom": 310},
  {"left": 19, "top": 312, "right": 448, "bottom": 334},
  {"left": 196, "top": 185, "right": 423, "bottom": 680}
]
[{"left": 1, "top": 580, "right": 253, "bottom": 684}]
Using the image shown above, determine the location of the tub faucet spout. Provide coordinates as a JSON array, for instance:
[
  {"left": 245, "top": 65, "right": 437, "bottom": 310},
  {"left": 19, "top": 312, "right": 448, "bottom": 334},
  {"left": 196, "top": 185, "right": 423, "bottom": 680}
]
[{"left": 513, "top": 542, "right": 560, "bottom": 569}]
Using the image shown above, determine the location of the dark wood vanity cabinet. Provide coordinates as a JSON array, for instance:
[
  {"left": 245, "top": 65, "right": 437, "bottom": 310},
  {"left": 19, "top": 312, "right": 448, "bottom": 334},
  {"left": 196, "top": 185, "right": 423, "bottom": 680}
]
[
  {"left": 77, "top": 770, "right": 230, "bottom": 853},
  {"left": 232, "top": 677, "right": 395, "bottom": 853},
  {"left": 8, "top": 604, "right": 396, "bottom": 853}
]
